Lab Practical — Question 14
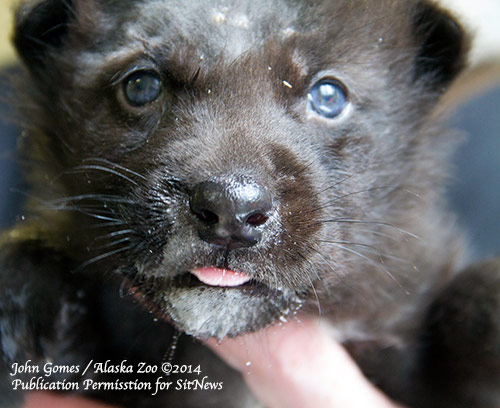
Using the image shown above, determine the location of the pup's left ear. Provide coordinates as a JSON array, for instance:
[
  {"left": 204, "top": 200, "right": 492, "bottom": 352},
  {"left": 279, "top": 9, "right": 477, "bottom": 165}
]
[
  {"left": 412, "top": 1, "right": 470, "bottom": 90},
  {"left": 13, "top": 0, "right": 75, "bottom": 77}
]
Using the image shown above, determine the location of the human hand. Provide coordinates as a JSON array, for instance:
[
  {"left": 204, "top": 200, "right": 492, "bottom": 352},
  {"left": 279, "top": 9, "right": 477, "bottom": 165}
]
[{"left": 206, "top": 319, "right": 404, "bottom": 408}]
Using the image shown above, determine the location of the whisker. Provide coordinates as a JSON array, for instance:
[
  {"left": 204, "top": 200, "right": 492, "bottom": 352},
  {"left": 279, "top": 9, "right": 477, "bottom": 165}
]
[
  {"left": 10, "top": 188, "right": 126, "bottom": 223},
  {"left": 304, "top": 244, "right": 365, "bottom": 298},
  {"left": 327, "top": 242, "right": 402, "bottom": 287},
  {"left": 41, "top": 205, "right": 122, "bottom": 222},
  {"left": 48, "top": 194, "right": 135, "bottom": 205},
  {"left": 311, "top": 186, "right": 399, "bottom": 214},
  {"left": 346, "top": 227, "right": 407, "bottom": 242},
  {"left": 74, "top": 245, "right": 134, "bottom": 272},
  {"left": 256, "top": 251, "right": 280, "bottom": 290},
  {"left": 83, "top": 158, "right": 147, "bottom": 181},
  {"left": 94, "top": 229, "right": 135, "bottom": 240},
  {"left": 304, "top": 185, "right": 422, "bottom": 218},
  {"left": 70, "top": 208, "right": 122, "bottom": 222},
  {"left": 295, "top": 251, "right": 323, "bottom": 316},
  {"left": 316, "top": 218, "right": 420, "bottom": 240},
  {"left": 10, "top": 188, "right": 46, "bottom": 203},
  {"left": 96, "top": 237, "right": 132, "bottom": 250},
  {"left": 306, "top": 273, "right": 322, "bottom": 317},
  {"left": 319, "top": 239, "right": 408, "bottom": 264},
  {"left": 82, "top": 221, "right": 126, "bottom": 229},
  {"left": 295, "top": 248, "right": 329, "bottom": 294},
  {"left": 308, "top": 174, "right": 356, "bottom": 201},
  {"left": 61, "top": 165, "right": 139, "bottom": 186}
]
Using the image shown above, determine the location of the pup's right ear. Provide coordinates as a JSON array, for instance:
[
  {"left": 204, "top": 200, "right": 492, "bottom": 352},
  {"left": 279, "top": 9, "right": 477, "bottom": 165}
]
[
  {"left": 13, "top": 0, "right": 74, "bottom": 76},
  {"left": 411, "top": 1, "right": 469, "bottom": 91}
]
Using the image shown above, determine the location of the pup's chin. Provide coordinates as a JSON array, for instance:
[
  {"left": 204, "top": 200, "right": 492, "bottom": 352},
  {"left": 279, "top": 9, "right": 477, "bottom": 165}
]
[{"left": 135, "top": 267, "right": 304, "bottom": 340}]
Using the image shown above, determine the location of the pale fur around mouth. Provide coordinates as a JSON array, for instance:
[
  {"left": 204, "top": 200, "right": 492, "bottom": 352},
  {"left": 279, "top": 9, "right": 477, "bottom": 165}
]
[{"left": 131, "top": 271, "right": 304, "bottom": 339}]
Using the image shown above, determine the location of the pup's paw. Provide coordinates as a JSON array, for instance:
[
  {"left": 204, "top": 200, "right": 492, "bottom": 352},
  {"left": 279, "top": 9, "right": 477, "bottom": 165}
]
[{"left": 419, "top": 259, "right": 500, "bottom": 407}]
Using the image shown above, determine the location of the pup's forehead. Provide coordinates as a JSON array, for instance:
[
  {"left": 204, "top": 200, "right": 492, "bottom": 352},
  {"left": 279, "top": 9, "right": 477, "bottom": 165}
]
[
  {"left": 79, "top": 0, "right": 299, "bottom": 68},
  {"left": 71, "top": 0, "right": 413, "bottom": 86},
  {"left": 129, "top": 0, "right": 299, "bottom": 48}
]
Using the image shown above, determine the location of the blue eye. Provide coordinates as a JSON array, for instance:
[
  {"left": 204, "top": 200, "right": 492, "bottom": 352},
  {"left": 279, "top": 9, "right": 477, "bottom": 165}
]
[
  {"left": 123, "top": 71, "right": 162, "bottom": 107},
  {"left": 307, "top": 79, "right": 348, "bottom": 119}
]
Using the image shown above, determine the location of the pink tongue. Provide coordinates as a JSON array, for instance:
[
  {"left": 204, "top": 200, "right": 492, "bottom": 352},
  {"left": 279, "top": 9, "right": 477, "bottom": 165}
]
[{"left": 191, "top": 267, "right": 252, "bottom": 287}]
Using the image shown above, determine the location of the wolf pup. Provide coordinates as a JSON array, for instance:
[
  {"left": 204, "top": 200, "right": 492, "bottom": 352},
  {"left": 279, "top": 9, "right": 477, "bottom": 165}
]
[{"left": 1, "top": 0, "right": 499, "bottom": 407}]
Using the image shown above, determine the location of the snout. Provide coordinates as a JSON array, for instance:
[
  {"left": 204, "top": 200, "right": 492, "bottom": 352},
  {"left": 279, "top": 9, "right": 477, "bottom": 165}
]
[{"left": 189, "top": 176, "right": 274, "bottom": 250}]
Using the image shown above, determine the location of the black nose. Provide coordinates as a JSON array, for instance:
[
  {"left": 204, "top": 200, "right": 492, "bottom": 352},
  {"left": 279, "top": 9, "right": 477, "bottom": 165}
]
[{"left": 190, "top": 177, "right": 273, "bottom": 249}]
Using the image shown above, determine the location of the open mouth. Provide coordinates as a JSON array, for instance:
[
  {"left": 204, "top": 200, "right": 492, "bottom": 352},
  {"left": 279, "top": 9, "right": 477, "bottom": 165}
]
[
  {"left": 131, "top": 265, "right": 303, "bottom": 339},
  {"left": 191, "top": 267, "right": 252, "bottom": 287},
  {"left": 173, "top": 267, "right": 279, "bottom": 296}
]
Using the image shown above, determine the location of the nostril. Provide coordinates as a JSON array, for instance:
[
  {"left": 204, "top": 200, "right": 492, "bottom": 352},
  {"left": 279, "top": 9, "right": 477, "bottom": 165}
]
[
  {"left": 195, "top": 209, "right": 219, "bottom": 224},
  {"left": 190, "top": 177, "right": 273, "bottom": 248},
  {"left": 245, "top": 212, "right": 269, "bottom": 227}
]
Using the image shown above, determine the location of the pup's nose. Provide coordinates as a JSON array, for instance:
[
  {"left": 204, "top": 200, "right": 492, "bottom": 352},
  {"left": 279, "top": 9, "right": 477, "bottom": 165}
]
[{"left": 190, "top": 177, "right": 272, "bottom": 249}]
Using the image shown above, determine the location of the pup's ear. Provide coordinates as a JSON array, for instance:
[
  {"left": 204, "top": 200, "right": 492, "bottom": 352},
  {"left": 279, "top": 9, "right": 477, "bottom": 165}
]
[
  {"left": 13, "top": 0, "right": 74, "bottom": 75},
  {"left": 412, "top": 1, "right": 469, "bottom": 89}
]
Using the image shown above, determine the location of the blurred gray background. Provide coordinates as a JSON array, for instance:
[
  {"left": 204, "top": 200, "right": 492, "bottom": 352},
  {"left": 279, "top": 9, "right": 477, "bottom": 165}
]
[{"left": 446, "top": 85, "right": 500, "bottom": 261}]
